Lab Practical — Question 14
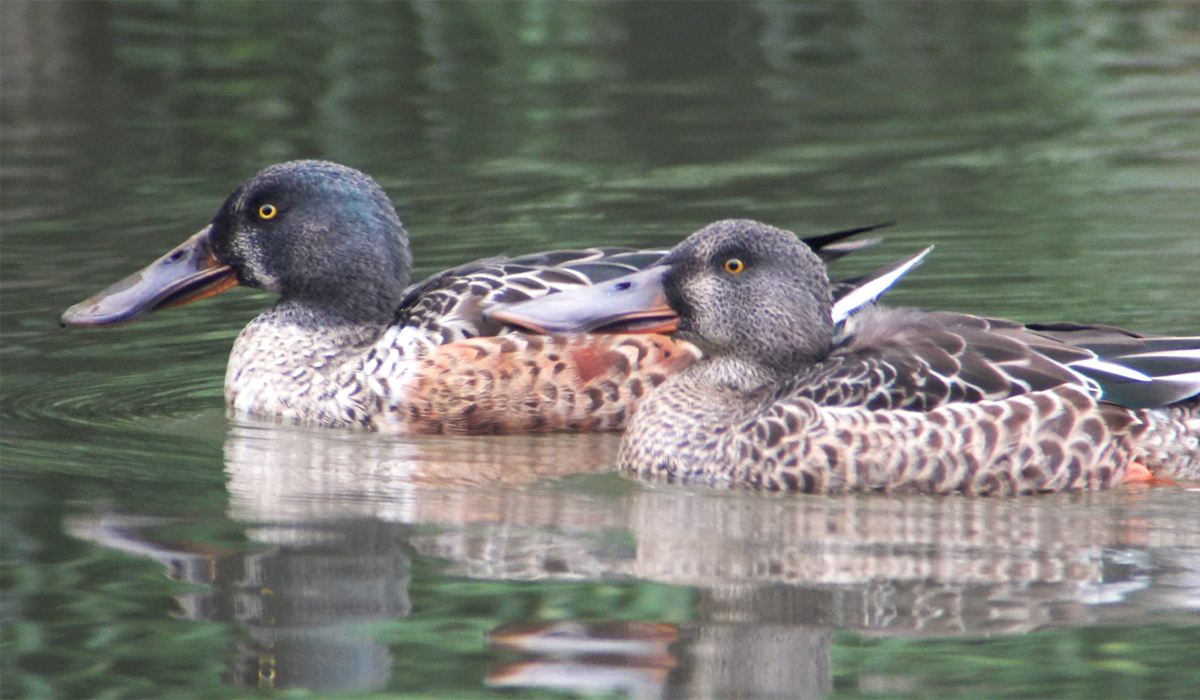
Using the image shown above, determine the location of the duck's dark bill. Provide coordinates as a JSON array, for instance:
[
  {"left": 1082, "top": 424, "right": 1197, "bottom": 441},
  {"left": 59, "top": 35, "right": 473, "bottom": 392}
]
[
  {"left": 486, "top": 265, "right": 679, "bottom": 335},
  {"left": 61, "top": 225, "right": 238, "bottom": 327}
]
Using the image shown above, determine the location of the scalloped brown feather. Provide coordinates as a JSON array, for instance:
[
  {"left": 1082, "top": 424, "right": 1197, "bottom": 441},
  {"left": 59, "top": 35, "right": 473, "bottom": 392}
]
[{"left": 620, "top": 381, "right": 1145, "bottom": 494}]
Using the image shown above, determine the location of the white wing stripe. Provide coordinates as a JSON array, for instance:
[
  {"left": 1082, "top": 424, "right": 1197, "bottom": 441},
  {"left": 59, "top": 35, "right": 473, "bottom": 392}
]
[
  {"left": 1069, "top": 358, "right": 1153, "bottom": 382},
  {"left": 831, "top": 245, "right": 934, "bottom": 324}
]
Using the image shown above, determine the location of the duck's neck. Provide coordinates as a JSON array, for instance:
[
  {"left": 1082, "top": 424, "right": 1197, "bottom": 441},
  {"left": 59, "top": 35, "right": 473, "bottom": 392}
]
[
  {"left": 625, "top": 356, "right": 790, "bottom": 440},
  {"left": 257, "top": 298, "right": 390, "bottom": 333},
  {"left": 619, "top": 358, "right": 771, "bottom": 485},
  {"left": 690, "top": 355, "right": 794, "bottom": 394},
  {"left": 224, "top": 299, "right": 386, "bottom": 424}
]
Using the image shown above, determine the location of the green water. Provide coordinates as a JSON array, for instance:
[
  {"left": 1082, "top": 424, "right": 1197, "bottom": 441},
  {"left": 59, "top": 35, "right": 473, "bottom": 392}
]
[{"left": 3, "top": 2, "right": 1199, "bottom": 697}]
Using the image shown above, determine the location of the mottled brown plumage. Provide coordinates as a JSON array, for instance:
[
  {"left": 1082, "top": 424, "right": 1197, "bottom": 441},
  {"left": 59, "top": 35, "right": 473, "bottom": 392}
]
[
  {"left": 623, "top": 377, "right": 1140, "bottom": 494},
  {"left": 379, "top": 333, "right": 697, "bottom": 433},
  {"left": 226, "top": 320, "right": 698, "bottom": 432}
]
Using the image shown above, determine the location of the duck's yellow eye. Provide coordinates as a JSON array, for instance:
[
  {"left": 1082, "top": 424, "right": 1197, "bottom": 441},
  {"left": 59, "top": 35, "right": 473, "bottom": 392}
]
[
  {"left": 723, "top": 258, "right": 746, "bottom": 274},
  {"left": 258, "top": 204, "right": 278, "bottom": 220}
]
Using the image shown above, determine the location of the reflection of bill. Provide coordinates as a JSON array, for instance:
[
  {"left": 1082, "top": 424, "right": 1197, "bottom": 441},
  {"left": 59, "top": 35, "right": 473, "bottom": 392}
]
[
  {"left": 66, "top": 511, "right": 409, "bottom": 693},
  {"left": 485, "top": 619, "right": 834, "bottom": 700},
  {"left": 490, "top": 620, "right": 678, "bottom": 660},
  {"left": 488, "top": 621, "right": 678, "bottom": 700}
]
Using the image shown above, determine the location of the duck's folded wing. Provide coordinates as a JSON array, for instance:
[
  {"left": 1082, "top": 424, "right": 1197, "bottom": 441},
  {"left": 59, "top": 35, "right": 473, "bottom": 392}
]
[
  {"left": 790, "top": 309, "right": 1086, "bottom": 410},
  {"left": 1024, "top": 322, "right": 1200, "bottom": 408},
  {"left": 791, "top": 308, "right": 1200, "bottom": 412}
]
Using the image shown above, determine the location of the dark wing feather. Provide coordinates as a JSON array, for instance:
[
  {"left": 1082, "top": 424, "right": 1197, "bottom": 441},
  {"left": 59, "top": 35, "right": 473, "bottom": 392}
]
[
  {"left": 783, "top": 308, "right": 1096, "bottom": 410},
  {"left": 782, "top": 308, "right": 1199, "bottom": 412},
  {"left": 1026, "top": 323, "right": 1200, "bottom": 407}
]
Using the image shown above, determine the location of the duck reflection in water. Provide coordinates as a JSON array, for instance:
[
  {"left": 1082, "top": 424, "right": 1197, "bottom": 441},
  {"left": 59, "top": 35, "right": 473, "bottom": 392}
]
[{"left": 65, "top": 421, "right": 1200, "bottom": 696}]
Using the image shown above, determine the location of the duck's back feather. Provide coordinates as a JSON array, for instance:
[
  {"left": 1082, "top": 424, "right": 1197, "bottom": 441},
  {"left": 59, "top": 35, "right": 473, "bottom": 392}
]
[
  {"left": 786, "top": 308, "right": 1091, "bottom": 410},
  {"left": 1024, "top": 322, "right": 1200, "bottom": 408},
  {"left": 396, "top": 248, "right": 671, "bottom": 344},
  {"left": 780, "top": 307, "right": 1199, "bottom": 414}
]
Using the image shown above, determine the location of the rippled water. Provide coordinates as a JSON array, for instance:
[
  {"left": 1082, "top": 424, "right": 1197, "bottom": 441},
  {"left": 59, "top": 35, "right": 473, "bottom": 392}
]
[{"left": 3, "top": 2, "right": 1200, "bottom": 698}]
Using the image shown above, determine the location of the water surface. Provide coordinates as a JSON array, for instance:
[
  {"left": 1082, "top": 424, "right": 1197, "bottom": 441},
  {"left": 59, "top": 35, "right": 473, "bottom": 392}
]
[{"left": 3, "top": 2, "right": 1199, "bottom": 698}]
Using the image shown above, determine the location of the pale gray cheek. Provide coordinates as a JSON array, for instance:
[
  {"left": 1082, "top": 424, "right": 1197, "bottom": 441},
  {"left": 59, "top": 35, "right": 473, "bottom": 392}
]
[{"left": 687, "top": 277, "right": 739, "bottom": 348}]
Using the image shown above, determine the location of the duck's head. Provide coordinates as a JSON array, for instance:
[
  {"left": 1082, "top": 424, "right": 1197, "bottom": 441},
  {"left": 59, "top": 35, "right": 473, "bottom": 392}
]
[
  {"left": 62, "top": 160, "right": 412, "bottom": 328},
  {"left": 489, "top": 219, "right": 837, "bottom": 378}
]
